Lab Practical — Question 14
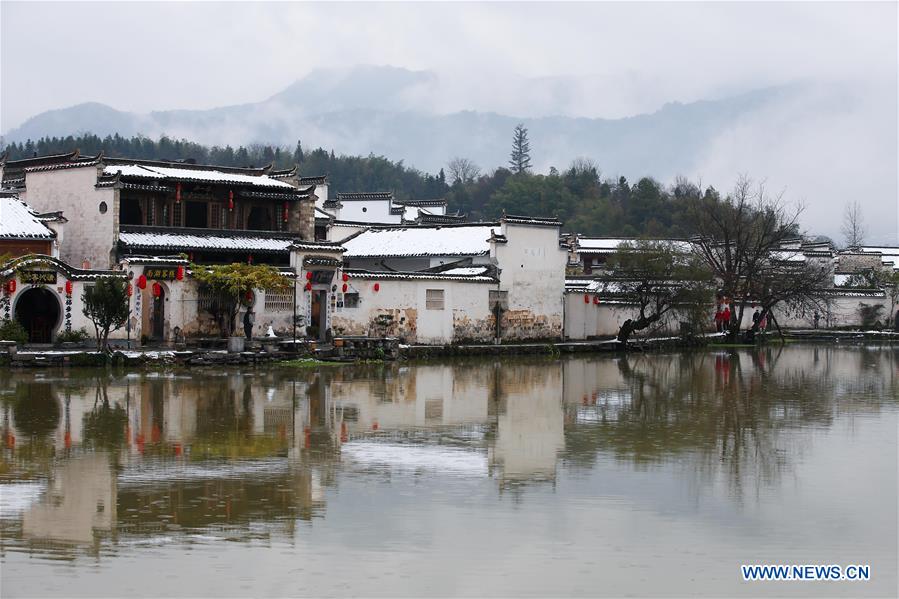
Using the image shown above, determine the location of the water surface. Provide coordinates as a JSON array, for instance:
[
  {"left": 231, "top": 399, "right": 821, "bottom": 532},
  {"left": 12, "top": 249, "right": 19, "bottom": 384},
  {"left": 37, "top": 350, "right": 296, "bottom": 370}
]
[{"left": 1, "top": 346, "right": 897, "bottom": 597}]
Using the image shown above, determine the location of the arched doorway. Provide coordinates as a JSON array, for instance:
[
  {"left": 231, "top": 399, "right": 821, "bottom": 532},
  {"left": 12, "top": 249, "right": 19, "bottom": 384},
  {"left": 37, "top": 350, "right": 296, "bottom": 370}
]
[{"left": 14, "top": 287, "right": 61, "bottom": 344}]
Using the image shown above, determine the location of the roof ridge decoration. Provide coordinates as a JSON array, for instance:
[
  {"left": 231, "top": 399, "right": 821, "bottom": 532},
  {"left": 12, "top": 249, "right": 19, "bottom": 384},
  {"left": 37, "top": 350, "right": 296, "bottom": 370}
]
[
  {"left": 0, "top": 150, "right": 79, "bottom": 168},
  {"left": 335, "top": 191, "right": 394, "bottom": 201},
  {"left": 22, "top": 153, "right": 103, "bottom": 173},
  {"left": 501, "top": 212, "right": 563, "bottom": 227}
]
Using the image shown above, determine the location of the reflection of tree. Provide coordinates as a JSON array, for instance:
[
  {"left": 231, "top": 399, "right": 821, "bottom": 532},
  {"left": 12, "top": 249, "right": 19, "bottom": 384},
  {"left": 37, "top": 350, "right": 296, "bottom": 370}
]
[
  {"left": 562, "top": 349, "right": 890, "bottom": 499},
  {"left": 82, "top": 378, "right": 127, "bottom": 449},
  {"left": 13, "top": 383, "right": 59, "bottom": 439}
]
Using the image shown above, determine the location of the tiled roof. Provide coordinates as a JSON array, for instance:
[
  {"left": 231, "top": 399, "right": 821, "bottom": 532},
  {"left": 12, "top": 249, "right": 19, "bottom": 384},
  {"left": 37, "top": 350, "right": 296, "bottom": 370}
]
[
  {"left": 0, "top": 197, "right": 57, "bottom": 239},
  {"left": 336, "top": 192, "right": 393, "bottom": 201},
  {"left": 103, "top": 162, "right": 297, "bottom": 189},
  {"left": 303, "top": 255, "right": 342, "bottom": 267},
  {"left": 502, "top": 214, "right": 563, "bottom": 227},
  {"left": 342, "top": 224, "right": 498, "bottom": 258},
  {"left": 118, "top": 227, "right": 299, "bottom": 253},
  {"left": 299, "top": 175, "right": 328, "bottom": 185},
  {"left": 344, "top": 268, "right": 497, "bottom": 283},
  {"left": 1, "top": 254, "right": 124, "bottom": 281},
  {"left": 290, "top": 240, "right": 345, "bottom": 253}
]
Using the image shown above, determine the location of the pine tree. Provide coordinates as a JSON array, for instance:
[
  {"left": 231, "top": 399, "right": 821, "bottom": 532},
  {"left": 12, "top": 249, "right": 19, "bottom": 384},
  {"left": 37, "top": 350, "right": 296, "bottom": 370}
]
[{"left": 509, "top": 123, "right": 532, "bottom": 174}]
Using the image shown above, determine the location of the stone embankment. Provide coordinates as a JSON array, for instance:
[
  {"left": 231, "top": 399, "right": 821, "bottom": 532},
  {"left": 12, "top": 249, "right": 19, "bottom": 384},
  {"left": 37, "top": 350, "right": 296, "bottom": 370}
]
[{"left": 1, "top": 330, "right": 895, "bottom": 367}]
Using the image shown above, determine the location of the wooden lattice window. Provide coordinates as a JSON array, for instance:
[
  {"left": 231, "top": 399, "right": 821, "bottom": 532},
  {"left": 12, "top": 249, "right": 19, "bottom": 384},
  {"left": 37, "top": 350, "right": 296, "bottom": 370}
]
[
  {"left": 210, "top": 203, "right": 222, "bottom": 229},
  {"left": 172, "top": 201, "right": 183, "bottom": 227}
]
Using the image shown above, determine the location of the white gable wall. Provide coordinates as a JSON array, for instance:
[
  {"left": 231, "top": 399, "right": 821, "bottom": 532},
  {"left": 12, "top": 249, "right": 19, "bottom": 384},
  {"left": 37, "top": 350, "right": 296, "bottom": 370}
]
[
  {"left": 494, "top": 223, "right": 568, "bottom": 340},
  {"left": 21, "top": 167, "right": 118, "bottom": 269}
]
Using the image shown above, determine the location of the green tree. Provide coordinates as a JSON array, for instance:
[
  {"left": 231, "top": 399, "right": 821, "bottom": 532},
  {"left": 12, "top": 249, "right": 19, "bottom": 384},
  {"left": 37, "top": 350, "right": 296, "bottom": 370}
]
[
  {"left": 509, "top": 123, "right": 532, "bottom": 174},
  {"left": 190, "top": 263, "right": 289, "bottom": 337},
  {"left": 82, "top": 278, "right": 130, "bottom": 351}
]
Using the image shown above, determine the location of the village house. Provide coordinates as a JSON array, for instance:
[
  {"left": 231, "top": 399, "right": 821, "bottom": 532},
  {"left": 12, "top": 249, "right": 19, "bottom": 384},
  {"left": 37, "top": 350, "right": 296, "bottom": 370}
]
[
  {"left": 564, "top": 235, "right": 893, "bottom": 338},
  {"left": 0, "top": 194, "right": 126, "bottom": 343},
  {"left": 328, "top": 216, "right": 569, "bottom": 344},
  {"left": 0, "top": 151, "right": 344, "bottom": 344}
]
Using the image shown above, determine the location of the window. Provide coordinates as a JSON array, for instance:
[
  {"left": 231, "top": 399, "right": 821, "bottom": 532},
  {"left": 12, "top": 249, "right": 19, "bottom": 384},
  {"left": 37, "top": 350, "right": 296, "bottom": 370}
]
[
  {"left": 488, "top": 290, "right": 508, "bottom": 310},
  {"left": 98, "top": 201, "right": 108, "bottom": 214},
  {"left": 210, "top": 203, "right": 222, "bottom": 229},
  {"left": 185, "top": 201, "right": 208, "bottom": 228},
  {"left": 120, "top": 198, "right": 142, "bottom": 225},
  {"left": 264, "top": 289, "right": 293, "bottom": 312},
  {"left": 426, "top": 289, "right": 444, "bottom": 310},
  {"left": 343, "top": 292, "right": 359, "bottom": 309}
]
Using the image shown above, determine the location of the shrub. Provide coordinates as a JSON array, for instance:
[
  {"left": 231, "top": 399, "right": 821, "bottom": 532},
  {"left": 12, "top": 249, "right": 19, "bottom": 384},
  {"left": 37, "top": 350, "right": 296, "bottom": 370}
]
[
  {"left": 0, "top": 319, "right": 28, "bottom": 345},
  {"left": 56, "top": 328, "right": 90, "bottom": 343}
]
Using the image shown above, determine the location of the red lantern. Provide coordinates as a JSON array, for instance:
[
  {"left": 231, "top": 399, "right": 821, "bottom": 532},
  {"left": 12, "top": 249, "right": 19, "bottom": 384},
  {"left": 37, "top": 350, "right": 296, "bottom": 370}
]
[
  {"left": 245, "top": 290, "right": 254, "bottom": 302},
  {"left": 152, "top": 282, "right": 162, "bottom": 298},
  {"left": 305, "top": 282, "right": 312, "bottom": 291},
  {"left": 188, "top": 252, "right": 194, "bottom": 262},
  {"left": 65, "top": 280, "right": 73, "bottom": 296},
  {"left": 247, "top": 254, "right": 253, "bottom": 265},
  {"left": 175, "top": 183, "right": 182, "bottom": 204},
  {"left": 584, "top": 294, "right": 590, "bottom": 304},
  {"left": 373, "top": 283, "right": 380, "bottom": 292},
  {"left": 127, "top": 283, "right": 133, "bottom": 297},
  {"left": 6, "top": 279, "right": 16, "bottom": 294},
  {"left": 342, "top": 273, "right": 349, "bottom": 282},
  {"left": 593, "top": 296, "right": 600, "bottom": 305},
  {"left": 283, "top": 202, "right": 289, "bottom": 223},
  {"left": 176, "top": 265, "right": 184, "bottom": 281},
  {"left": 305, "top": 271, "right": 313, "bottom": 280},
  {"left": 342, "top": 283, "right": 348, "bottom": 293},
  {"left": 137, "top": 274, "right": 147, "bottom": 290},
  {"left": 228, "top": 190, "right": 234, "bottom": 212}
]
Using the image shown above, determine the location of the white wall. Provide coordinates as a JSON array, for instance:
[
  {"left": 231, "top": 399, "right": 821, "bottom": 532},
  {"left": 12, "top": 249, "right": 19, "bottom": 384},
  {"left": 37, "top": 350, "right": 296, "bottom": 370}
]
[
  {"left": 331, "top": 277, "right": 495, "bottom": 344},
  {"left": 336, "top": 200, "right": 401, "bottom": 224},
  {"left": 22, "top": 166, "right": 118, "bottom": 269},
  {"left": 494, "top": 223, "right": 568, "bottom": 340}
]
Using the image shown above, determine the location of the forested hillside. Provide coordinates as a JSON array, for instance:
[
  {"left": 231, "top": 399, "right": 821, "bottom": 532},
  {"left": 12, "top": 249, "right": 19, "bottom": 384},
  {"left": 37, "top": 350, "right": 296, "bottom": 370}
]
[{"left": 3, "top": 133, "right": 717, "bottom": 237}]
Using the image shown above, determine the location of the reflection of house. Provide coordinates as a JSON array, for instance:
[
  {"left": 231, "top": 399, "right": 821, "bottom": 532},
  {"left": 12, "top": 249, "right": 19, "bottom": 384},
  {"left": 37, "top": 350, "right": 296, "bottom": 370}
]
[{"left": 22, "top": 453, "right": 116, "bottom": 543}]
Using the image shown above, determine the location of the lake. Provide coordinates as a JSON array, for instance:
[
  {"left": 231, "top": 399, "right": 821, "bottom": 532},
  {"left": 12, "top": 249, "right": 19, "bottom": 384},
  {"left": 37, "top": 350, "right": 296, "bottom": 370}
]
[{"left": 1, "top": 345, "right": 897, "bottom": 597}]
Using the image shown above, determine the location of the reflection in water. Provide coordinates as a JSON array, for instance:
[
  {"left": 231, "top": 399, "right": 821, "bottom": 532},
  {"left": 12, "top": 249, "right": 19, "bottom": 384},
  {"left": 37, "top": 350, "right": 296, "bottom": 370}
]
[{"left": 0, "top": 346, "right": 897, "bottom": 596}]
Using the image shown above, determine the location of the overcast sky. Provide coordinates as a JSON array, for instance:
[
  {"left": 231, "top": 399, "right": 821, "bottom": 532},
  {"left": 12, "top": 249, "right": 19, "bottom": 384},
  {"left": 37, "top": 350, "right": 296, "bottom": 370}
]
[{"left": 1, "top": 1, "right": 897, "bottom": 241}]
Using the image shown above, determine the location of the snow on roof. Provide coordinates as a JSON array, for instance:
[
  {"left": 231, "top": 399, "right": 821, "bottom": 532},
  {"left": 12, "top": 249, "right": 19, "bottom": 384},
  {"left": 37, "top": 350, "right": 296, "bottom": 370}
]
[
  {"left": 104, "top": 164, "right": 296, "bottom": 189},
  {"left": 119, "top": 230, "right": 294, "bottom": 253},
  {"left": 0, "top": 197, "right": 56, "bottom": 239},
  {"left": 576, "top": 237, "right": 692, "bottom": 253},
  {"left": 440, "top": 266, "right": 490, "bottom": 276},
  {"left": 770, "top": 250, "right": 806, "bottom": 263},
  {"left": 342, "top": 225, "right": 496, "bottom": 258}
]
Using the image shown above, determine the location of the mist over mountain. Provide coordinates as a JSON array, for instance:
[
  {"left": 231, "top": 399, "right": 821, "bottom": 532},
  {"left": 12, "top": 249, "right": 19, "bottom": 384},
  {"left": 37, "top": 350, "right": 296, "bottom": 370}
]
[
  {"left": 3, "top": 65, "right": 895, "bottom": 243},
  {"left": 4, "top": 66, "right": 785, "bottom": 176}
]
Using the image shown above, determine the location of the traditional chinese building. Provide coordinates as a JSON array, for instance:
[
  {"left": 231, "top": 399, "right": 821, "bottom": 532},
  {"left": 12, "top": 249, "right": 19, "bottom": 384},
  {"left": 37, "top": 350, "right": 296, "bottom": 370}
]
[{"left": 1, "top": 152, "right": 345, "bottom": 343}]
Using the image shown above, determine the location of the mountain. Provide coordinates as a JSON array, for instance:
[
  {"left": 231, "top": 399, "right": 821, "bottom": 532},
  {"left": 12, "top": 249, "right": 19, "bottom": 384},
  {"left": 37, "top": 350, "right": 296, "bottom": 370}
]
[{"left": 3, "top": 66, "right": 794, "bottom": 179}]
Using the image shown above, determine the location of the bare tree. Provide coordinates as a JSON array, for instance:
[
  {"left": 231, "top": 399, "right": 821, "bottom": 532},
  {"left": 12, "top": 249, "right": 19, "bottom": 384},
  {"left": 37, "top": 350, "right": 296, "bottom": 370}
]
[
  {"left": 841, "top": 200, "right": 866, "bottom": 249},
  {"left": 600, "top": 241, "right": 715, "bottom": 345},
  {"left": 446, "top": 157, "right": 481, "bottom": 185},
  {"left": 690, "top": 175, "right": 828, "bottom": 340}
]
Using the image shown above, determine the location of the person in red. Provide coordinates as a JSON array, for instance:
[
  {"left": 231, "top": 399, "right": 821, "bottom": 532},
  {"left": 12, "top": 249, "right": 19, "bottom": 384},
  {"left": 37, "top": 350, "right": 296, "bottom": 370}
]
[{"left": 721, "top": 304, "right": 732, "bottom": 332}]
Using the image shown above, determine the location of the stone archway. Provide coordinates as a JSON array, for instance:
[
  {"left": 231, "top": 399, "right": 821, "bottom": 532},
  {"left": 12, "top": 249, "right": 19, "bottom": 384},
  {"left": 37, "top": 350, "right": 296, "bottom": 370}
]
[{"left": 14, "top": 287, "right": 61, "bottom": 344}]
